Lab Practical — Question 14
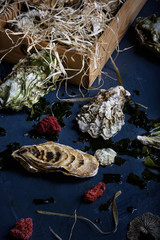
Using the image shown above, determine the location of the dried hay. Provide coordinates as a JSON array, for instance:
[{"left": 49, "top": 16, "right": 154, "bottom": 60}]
[{"left": 0, "top": 0, "right": 126, "bottom": 97}]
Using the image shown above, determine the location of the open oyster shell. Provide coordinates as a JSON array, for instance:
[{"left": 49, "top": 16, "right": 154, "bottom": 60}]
[
  {"left": 12, "top": 141, "right": 99, "bottom": 178},
  {"left": 135, "top": 15, "right": 160, "bottom": 57},
  {"left": 76, "top": 86, "right": 130, "bottom": 140}
]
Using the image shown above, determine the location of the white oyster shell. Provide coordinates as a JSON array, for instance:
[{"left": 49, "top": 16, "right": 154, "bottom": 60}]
[
  {"left": 94, "top": 148, "right": 117, "bottom": 166},
  {"left": 76, "top": 86, "right": 130, "bottom": 140}
]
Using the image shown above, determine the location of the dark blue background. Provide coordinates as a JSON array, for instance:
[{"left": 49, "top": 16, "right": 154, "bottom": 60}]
[{"left": 0, "top": 0, "right": 160, "bottom": 239}]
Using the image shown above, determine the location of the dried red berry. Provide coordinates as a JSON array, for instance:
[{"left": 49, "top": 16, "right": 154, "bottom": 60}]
[
  {"left": 35, "top": 116, "right": 61, "bottom": 135},
  {"left": 10, "top": 218, "right": 33, "bottom": 240},
  {"left": 83, "top": 182, "right": 106, "bottom": 203}
]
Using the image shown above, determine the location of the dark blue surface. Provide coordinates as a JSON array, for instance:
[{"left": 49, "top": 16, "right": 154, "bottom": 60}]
[{"left": 0, "top": 1, "right": 160, "bottom": 239}]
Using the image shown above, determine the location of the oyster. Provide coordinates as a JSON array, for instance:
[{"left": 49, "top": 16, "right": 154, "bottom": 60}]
[
  {"left": 94, "top": 148, "right": 117, "bottom": 166},
  {"left": 137, "top": 128, "right": 160, "bottom": 150},
  {"left": 76, "top": 86, "right": 130, "bottom": 140},
  {"left": 0, "top": 50, "right": 61, "bottom": 110},
  {"left": 12, "top": 141, "right": 99, "bottom": 178},
  {"left": 135, "top": 15, "right": 160, "bottom": 57}
]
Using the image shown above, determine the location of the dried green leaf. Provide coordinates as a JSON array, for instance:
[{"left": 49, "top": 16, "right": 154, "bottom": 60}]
[{"left": 144, "top": 156, "right": 160, "bottom": 168}]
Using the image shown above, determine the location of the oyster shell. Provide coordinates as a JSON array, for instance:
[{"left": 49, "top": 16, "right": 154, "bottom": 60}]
[
  {"left": 94, "top": 148, "right": 117, "bottom": 166},
  {"left": 137, "top": 128, "right": 160, "bottom": 150},
  {"left": 12, "top": 141, "right": 99, "bottom": 178},
  {"left": 76, "top": 86, "right": 130, "bottom": 140},
  {"left": 135, "top": 15, "right": 160, "bottom": 57},
  {"left": 0, "top": 50, "right": 61, "bottom": 110}
]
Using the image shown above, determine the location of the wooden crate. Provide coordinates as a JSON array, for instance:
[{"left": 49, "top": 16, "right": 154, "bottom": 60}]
[{"left": 0, "top": 0, "right": 147, "bottom": 87}]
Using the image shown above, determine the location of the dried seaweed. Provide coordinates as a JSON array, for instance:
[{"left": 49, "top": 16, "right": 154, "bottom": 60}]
[{"left": 37, "top": 190, "right": 122, "bottom": 235}]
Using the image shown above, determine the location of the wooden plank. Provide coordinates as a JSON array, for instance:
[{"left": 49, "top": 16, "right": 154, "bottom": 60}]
[{"left": 89, "top": 0, "right": 147, "bottom": 86}]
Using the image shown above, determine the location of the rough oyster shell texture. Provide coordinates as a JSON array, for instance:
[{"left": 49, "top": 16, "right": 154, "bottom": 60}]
[
  {"left": 12, "top": 141, "right": 99, "bottom": 178},
  {"left": 94, "top": 148, "right": 117, "bottom": 166},
  {"left": 76, "top": 86, "right": 130, "bottom": 140},
  {"left": 137, "top": 128, "right": 160, "bottom": 150},
  {"left": 135, "top": 15, "right": 160, "bottom": 57},
  {"left": 0, "top": 50, "right": 61, "bottom": 110}
]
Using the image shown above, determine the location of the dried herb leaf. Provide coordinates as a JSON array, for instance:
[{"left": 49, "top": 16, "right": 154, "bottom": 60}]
[
  {"left": 144, "top": 156, "right": 160, "bottom": 169},
  {"left": 142, "top": 169, "right": 160, "bottom": 183},
  {"left": 0, "top": 142, "right": 21, "bottom": 170},
  {"left": 103, "top": 173, "right": 122, "bottom": 184},
  {"left": 127, "top": 173, "right": 146, "bottom": 189},
  {"left": 0, "top": 126, "right": 6, "bottom": 136},
  {"left": 26, "top": 97, "right": 50, "bottom": 121},
  {"left": 99, "top": 199, "right": 112, "bottom": 211},
  {"left": 52, "top": 102, "right": 73, "bottom": 127}
]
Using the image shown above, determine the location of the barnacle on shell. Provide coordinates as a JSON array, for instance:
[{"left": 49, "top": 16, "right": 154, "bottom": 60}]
[{"left": 76, "top": 86, "right": 130, "bottom": 140}]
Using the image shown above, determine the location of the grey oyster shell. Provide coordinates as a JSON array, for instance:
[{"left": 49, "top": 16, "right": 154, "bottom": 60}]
[
  {"left": 76, "top": 86, "right": 130, "bottom": 140},
  {"left": 12, "top": 141, "right": 99, "bottom": 178},
  {"left": 94, "top": 148, "right": 117, "bottom": 166}
]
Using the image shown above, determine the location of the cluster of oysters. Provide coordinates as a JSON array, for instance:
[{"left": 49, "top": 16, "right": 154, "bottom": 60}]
[{"left": 12, "top": 85, "right": 130, "bottom": 177}]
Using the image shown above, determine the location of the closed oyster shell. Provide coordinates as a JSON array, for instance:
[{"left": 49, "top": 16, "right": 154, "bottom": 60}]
[
  {"left": 0, "top": 50, "right": 61, "bottom": 110},
  {"left": 12, "top": 141, "right": 99, "bottom": 178},
  {"left": 94, "top": 148, "right": 117, "bottom": 166},
  {"left": 137, "top": 129, "right": 160, "bottom": 150},
  {"left": 135, "top": 15, "right": 160, "bottom": 57},
  {"left": 76, "top": 86, "right": 130, "bottom": 140}
]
